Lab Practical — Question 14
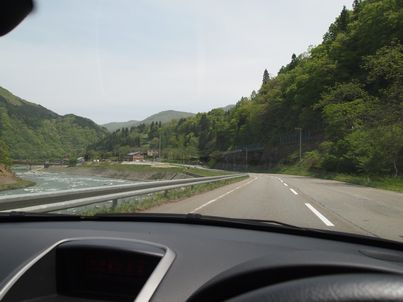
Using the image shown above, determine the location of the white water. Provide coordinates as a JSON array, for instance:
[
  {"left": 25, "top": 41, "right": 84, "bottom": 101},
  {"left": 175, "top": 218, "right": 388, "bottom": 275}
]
[{"left": 0, "top": 165, "right": 134, "bottom": 196}]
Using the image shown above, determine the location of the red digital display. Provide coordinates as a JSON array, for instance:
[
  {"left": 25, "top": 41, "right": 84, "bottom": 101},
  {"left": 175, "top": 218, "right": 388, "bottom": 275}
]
[{"left": 83, "top": 252, "right": 146, "bottom": 277}]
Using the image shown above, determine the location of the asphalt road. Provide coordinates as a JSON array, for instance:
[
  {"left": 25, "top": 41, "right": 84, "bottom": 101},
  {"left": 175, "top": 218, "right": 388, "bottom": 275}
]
[{"left": 146, "top": 173, "right": 403, "bottom": 242}]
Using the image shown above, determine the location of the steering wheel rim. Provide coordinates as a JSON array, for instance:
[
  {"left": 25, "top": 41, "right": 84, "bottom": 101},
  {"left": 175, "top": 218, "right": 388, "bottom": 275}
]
[{"left": 226, "top": 273, "right": 403, "bottom": 302}]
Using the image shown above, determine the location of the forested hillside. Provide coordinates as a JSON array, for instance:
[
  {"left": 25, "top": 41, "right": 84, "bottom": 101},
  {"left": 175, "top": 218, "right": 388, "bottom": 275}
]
[
  {"left": 89, "top": 0, "right": 402, "bottom": 175},
  {"left": 0, "top": 86, "right": 108, "bottom": 162},
  {"left": 103, "top": 110, "right": 195, "bottom": 132}
]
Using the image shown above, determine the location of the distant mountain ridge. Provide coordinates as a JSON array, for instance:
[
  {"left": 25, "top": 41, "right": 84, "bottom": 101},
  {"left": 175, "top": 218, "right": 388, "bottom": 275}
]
[
  {"left": 221, "top": 104, "right": 235, "bottom": 112},
  {"left": 102, "top": 110, "right": 195, "bottom": 132},
  {"left": 0, "top": 86, "right": 108, "bottom": 160}
]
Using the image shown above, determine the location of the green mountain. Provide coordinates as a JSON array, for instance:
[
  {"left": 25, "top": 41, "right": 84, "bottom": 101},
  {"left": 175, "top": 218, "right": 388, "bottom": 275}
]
[
  {"left": 102, "top": 120, "right": 140, "bottom": 133},
  {"left": 221, "top": 104, "right": 235, "bottom": 112},
  {"left": 89, "top": 0, "right": 402, "bottom": 176},
  {"left": 102, "top": 110, "right": 195, "bottom": 132},
  {"left": 0, "top": 86, "right": 108, "bottom": 161}
]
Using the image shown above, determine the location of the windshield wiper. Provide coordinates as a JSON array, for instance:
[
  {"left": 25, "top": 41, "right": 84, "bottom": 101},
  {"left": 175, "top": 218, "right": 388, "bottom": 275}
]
[
  {"left": 92, "top": 212, "right": 303, "bottom": 230},
  {"left": 231, "top": 217, "right": 303, "bottom": 229},
  {"left": 0, "top": 211, "right": 302, "bottom": 231},
  {"left": 0, "top": 211, "right": 305, "bottom": 231},
  {"left": 2, "top": 212, "right": 402, "bottom": 250},
  {"left": 0, "top": 211, "right": 82, "bottom": 221}
]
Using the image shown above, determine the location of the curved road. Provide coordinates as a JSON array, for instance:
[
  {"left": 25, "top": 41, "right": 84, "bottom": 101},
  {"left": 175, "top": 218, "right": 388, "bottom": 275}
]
[{"left": 146, "top": 173, "right": 403, "bottom": 242}]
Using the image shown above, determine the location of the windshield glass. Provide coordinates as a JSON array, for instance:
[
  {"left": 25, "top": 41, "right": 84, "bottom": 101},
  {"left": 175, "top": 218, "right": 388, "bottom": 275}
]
[{"left": 0, "top": 0, "right": 402, "bottom": 243}]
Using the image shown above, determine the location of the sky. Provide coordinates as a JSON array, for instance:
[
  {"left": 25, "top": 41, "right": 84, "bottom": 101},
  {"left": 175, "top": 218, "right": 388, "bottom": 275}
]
[{"left": 0, "top": 0, "right": 352, "bottom": 124}]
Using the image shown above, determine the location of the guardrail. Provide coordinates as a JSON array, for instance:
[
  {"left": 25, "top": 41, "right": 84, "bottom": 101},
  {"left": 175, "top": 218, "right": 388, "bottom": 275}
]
[{"left": 0, "top": 174, "right": 247, "bottom": 213}]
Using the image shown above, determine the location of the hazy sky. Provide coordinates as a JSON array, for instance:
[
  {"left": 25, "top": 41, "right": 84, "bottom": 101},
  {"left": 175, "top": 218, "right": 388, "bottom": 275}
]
[{"left": 0, "top": 0, "right": 352, "bottom": 124}]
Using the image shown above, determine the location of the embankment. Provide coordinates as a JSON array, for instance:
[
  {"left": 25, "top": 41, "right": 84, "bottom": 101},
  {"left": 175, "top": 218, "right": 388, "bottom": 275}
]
[
  {"left": 0, "top": 164, "right": 35, "bottom": 191},
  {"left": 46, "top": 165, "right": 194, "bottom": 182}
]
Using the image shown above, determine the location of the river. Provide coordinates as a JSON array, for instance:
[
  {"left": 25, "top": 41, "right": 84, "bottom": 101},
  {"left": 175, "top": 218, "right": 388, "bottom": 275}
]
[{"left": 0, "top": 165, "right": 134, "bottom": 196}]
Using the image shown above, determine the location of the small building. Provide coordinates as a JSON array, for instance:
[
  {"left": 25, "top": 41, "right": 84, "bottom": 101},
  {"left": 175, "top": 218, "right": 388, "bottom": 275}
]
[
  {"left": 147, "top": 149, "right": 159, "bottom": 158},
  {"left": 127, "top": 152, "right": 144, "bottom": 162}
]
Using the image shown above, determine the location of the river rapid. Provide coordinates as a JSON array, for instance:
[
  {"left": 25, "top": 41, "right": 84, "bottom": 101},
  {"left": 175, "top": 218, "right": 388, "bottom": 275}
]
[{"left": 0, "top": 165, "right": 134, "bottom": 196}]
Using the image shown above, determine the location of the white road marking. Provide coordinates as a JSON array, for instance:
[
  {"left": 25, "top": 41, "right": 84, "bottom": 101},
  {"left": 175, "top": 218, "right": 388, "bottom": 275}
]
[
  {"left": 290, "top": 188, "right": 298, "bottom": 195},
  {"left": 283, "top": 183, "right": 288, "bottom": 187},
  {"left": 190, "top": 177, "right": 258, "bottom": 213},
  {"left": 305, "top": 203, "right": 334, "bottom": 227},
  {"left": 279, "top": 179, "right": 284, "bottom": 183}
]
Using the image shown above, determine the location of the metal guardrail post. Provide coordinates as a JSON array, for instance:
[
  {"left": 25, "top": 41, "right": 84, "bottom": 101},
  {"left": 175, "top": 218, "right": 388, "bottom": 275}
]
[
  {"left": 0, "top": 174, "right": 247, "bottom": 213},
  {"left": 111, "top": 199, "right": 118, "bottom": 210}
]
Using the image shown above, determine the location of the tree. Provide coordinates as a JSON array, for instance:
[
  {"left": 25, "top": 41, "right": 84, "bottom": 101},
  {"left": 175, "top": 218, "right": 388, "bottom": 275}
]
[
  {"left": 337, "top": 6, "right": 349, "bottom": 32},
  {"left": 0, "top": 141, "right": 11, "bottom": 167},
  {"left": 262, "top": 69, "right": 270, "bottom": 85},
  {"left": 353, "top": 0, "right": 362, "bottom": 11},
  {"left": 250, "top": 90, "right": 257, "bottom": 99},
  {"left": 364, "top": 43, "right": 403, "bottom": 103},
  {"left": 197, "top": 114, "right": 211, "bottom": 155},
  {"left": 85, "top": 0, "right": 402, "bottom": 174},
  {"left": 346, "top": 125, "right": 403, "bottom": 176}
]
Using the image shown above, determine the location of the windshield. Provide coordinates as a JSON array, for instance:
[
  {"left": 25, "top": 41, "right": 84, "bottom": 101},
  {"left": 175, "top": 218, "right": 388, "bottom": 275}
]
[{"left": 0, "top": 0, "right": 402, "bottom": 243}]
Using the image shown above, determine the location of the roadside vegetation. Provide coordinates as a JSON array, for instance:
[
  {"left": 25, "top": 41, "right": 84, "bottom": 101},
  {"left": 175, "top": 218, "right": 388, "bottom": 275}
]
[
  {"left": 79, "top": 175, "right": 248, "bottom": 215},
  {"left": 0, "top": 0, "right": 401, "bottom": 193},
  {"left": 0, "top": 162, "right": 35, "bottom": 192},
  {"left": 0, "top": 178, "right": 35, "bottom": 192},
  {"left": 79, "top": 162, "right": 229, "bottom": 177},
  {"left": 269, "top": 162, "right": 403, "bottom": 193},
  {"left": 87, "top": 0, "right": 402, "bottom": 181}
]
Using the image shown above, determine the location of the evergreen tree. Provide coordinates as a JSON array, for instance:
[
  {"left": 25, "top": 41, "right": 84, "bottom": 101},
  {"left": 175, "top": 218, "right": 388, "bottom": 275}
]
[
  {"left": 337, "top": 6, "right": 348, "bottom": 32},
  {"left": 262, "top": 69, "right": 270, "bottom": 85},
  {"left": 353, "top": 0, "right": 362, "bottom": 11}
]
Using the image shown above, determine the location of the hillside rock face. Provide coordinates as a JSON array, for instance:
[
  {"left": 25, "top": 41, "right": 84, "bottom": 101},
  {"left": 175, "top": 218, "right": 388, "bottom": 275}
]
[{"left": 0, "top": 164, "right": 17, "bottom": 185}]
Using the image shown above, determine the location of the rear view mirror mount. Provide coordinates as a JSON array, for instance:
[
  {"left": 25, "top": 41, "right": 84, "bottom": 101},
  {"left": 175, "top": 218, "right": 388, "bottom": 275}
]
[{"left": 0, "top": 0, "right": 34, "bottom": 37}]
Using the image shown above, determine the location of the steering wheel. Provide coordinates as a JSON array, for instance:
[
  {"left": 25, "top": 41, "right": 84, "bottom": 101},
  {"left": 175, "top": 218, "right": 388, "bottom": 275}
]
[{"left": 227, "top": 274, "right": 403, "bottom": 302}]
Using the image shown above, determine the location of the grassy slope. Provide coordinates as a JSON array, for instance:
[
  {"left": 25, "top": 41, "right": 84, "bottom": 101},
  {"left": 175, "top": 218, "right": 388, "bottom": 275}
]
[
  {"left": 81, "top": 162, "right": 229, "bottom": 177},
  {"left": 80, "top": 175, "right": 248, "bottom": 215},
  {"left": 269, "top": 165, "right": 403, "bottom": 193},
  {"left": 0, "top": 164, "right": 35, "bottom": 192},
  {"left": 0, "top": 178, "right": 35, "bottom": 192}
]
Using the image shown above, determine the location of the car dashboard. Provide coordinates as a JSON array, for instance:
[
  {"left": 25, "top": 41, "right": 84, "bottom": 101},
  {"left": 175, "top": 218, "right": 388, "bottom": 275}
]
[{"left": 1, "top": 218, "right": 403, "bottom": 302}]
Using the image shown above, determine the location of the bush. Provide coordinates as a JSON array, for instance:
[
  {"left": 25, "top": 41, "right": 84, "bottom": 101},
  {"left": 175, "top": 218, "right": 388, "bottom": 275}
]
[
  {"left": 301, "top": 150, "right": 322, "bottom": 170},
  {"left": 0, "top": 141, "right": 11, "bottom": 166},
  {"left": 68, "top": 158, "right": 78, "bottom": 167}
]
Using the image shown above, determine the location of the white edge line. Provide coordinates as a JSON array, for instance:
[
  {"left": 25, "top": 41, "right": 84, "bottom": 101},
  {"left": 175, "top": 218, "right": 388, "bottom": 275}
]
[
  {"left": 190, "top": 177, "right": 257, "bottom": 213},
  {"left": 290, "top": 188, "right": 298, "bottom": 195},
  {"left": 305, "top": 203, "right": 334, "bottom": 227},
  {"left": 283, "top": 183, "right": 288, "bottom": 187}
]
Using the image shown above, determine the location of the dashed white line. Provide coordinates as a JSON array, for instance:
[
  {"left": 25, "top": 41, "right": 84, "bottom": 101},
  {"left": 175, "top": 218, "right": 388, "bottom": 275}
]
[
  {"left": 190, "top": 177, "right": 258, "bottom": 213},
  {"left": 305, "top": 203, "right": 334, "bottom": 227},
  {"left": 290, "top": 188, "right": 298, "bottom": 195},
  {"left": 283, "top": 183, "right": 289, "bottom": 187},
  {"left": 275, "top": 177, "right": 284, "bottom": 183}
]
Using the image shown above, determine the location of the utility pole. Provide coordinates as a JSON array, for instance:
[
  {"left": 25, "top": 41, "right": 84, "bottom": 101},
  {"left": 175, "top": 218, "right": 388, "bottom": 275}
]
[
  {"left": 245, "top": 146, "right": 248, "bottom": 171},
  {"left": 295, "top": 127, "right": 302, "bottom": 162}
]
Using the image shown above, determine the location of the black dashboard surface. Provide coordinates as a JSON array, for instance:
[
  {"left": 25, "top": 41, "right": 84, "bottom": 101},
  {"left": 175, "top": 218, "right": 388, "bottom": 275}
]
[{"left": 1, "top": 221, "right": 403, "bottom": 301}]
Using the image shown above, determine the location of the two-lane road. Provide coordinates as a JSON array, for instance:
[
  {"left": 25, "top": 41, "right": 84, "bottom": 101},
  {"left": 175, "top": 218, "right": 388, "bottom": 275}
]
[{"left": 145, "top": 173, "right": 403, "bottom": 242}]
